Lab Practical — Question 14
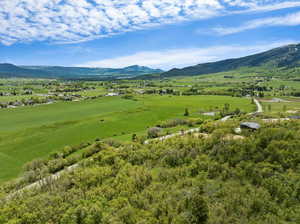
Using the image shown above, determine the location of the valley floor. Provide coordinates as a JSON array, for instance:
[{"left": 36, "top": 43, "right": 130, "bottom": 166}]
[{"left": 0, "top": 95, "right": 254, "bottom": 182}]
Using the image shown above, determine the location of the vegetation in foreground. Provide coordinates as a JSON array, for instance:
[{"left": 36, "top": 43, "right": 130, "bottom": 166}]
[{"left": 1, "top": 120, "right": 300, "bottom": 223}]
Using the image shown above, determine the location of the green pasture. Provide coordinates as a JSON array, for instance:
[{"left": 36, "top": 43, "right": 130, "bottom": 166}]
[
  {"left": 265, "top": 79, "right": 300, "bottom": 90},
  {"left": 0, "top": 95, "right": 254, "bottom": 182},
  {"left": 262, "top": 99, "right": 300, "bottom": 114},
  {"left": 0, "top": 95, "right": 39, "bottom": 103},
  {"left": 76, "top": 88, "right": 107, "bottom": 97}
]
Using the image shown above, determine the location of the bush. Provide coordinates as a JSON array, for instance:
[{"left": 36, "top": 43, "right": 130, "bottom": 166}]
[
  {"left": 23, "top": 158, "right": 47, "bottom": 172},
  {"left": 61, "top": 146, "right": 76, "bottom": 158},
  {"left": 147, "top": 127, "right": 162, "bottom": 138},
  {"left": 160, "top": 118, "right": 188, "bottom": 128},
  {"left": 82, "top": 145, "right": 102, "bottom": 158},
  {"left": 103, "top": 139, "right": 122, "bottom": 148},
  {"left": 48, "top": 158, "right": 67, "bottom": 173},
  {"left": 122, "top": 94, "right": 136, "bottom": 100},
  {"left": 184, "top": 108, "right": 190, "bottom": 116}
]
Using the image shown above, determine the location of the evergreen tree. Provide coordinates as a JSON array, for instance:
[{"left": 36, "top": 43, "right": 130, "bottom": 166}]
[{"left": 184, "top": 108, "right": 189, "bottom": 116}]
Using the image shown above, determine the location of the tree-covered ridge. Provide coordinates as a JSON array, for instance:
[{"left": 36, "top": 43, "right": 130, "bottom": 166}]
[
  {"left": 0, "top": 63, "right": 163, "bottom": 79},
  {"left": 1, "top": 120, "right": 300, "bottom": 224},
  {"left": 162, "top": 44, "right": 300, "bottom": 77}
]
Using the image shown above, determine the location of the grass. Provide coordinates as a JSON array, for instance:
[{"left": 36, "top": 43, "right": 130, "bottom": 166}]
[
  {"left": 71, "top": 88, "right": 107, "bottom": 97},
  {"left": 262, "top": 101, "right": 300, "bottom": 114},
  {"left": 266, "top": 80, "right": 300, "bottom": 90},
  {"left": 0, "top": 95, "right": 46, "bottom": 103},
  {"left": 0, "top": 95, "right": 254, "bottom": 183}
]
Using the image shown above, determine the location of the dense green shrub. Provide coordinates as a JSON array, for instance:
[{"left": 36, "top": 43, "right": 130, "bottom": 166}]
[
  {"left": 1, "top": 121, "right": 300, "bottom": 223},
  {"left": 160, "top": 118, "right": 188, "bottom": 128},
  {"left": 147, "top": 127, "right": 163, "bottom": 138}
]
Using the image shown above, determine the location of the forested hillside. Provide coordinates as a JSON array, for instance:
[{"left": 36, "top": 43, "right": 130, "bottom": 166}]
[
  {"left": 22, "top": 65, "right": 163, "bottom": 78},
  {"left": 1, "top": 120, "right": 300, "bottom": 224},
  {"left": 0, "top": 63, "right": 163, "bottom": 79},
  {"left": 0, "top": 63, "right": 53, "bottom": 78}
]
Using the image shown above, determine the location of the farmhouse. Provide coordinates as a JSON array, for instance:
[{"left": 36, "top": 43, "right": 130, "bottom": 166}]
[
  {"left": 136, "top": 89, "right": 145, "bottom": 94},
  {"left": 12, "top": 101, "right": 23, "bottom": 107}
]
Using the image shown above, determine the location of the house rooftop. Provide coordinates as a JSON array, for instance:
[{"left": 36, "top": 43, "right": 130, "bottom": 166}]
[
  {"left": 240, "top": 122, "right": 261, "bottom": 130},
  {"left": 289, "top": 115, "right": 300, "bottom": 120}
]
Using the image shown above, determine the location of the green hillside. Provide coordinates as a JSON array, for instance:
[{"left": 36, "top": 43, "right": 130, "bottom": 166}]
[
  {"left": 0, "top": 63, "right": 53, "bottom": 78},
  {"left": 162, "top": 44, "right": 300, "bottom": 77}
]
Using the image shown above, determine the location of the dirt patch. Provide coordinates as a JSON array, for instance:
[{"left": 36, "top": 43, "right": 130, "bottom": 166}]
[
  {"left": 223, "top": 135, "right": 245, "bottom": 141},
  {"left": 286, "top": 110, "right": 299, "bottom": 114},
  {"left": 262, "top": 118, "right": 290, "bottom": 123},
  {"left": 193, "top": 133, "right": 210, "bottom": 138}
]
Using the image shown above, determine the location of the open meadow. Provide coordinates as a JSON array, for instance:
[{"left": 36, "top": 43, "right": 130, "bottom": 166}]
[
  {"left": 261, "top": 97, "right": 300, "bottom": 115},
  {"left": 0, "top": 95, "right": 254, "bottom": 182}
]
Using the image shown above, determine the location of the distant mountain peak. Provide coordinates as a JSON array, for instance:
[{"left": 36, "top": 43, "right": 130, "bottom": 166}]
[
  {"left": 124, "top": 65, "right": 162, "bottom": 70},
  {"left": 0, "top": 63, "right": 19, "bottom": 68},
  {"left": 124, "top": 65, "right": 140, "bottom": 68},
  {"left": 118, "top": 65, "right": 164, "bottom": 74}
]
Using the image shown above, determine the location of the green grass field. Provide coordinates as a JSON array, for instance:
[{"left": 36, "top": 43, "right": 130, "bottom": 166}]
[
  {"left": 0, "top": 95, "right": 42, "bottom": 103},
  {"left": 0, "top": 95, "right": 254, "bottom": 182},
  {"left": 261, "top": 98, "right": 300, "bottom": 114}
]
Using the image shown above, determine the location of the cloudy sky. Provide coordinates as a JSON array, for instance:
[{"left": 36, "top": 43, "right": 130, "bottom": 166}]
[{"left": 0, "top": 0, "right": 299, "bottom": 70}]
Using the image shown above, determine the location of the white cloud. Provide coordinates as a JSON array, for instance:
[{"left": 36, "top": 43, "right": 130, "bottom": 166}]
[
  {"left": 0, "top": 0, "right": 299, "bottom": 45},
  {"left": 0, "top": 0, "right": 222, "bottom": 46},
  {"left": 238, "top": 1, "right": 300, "bottom": 13},
  {"left": 77, "top": 40, "right": 295, "bottom": 69},
  {"left": 223, "top": 0, "right": 300, "bottom": 12},
  {"left": 247, "top": 1, "right": 300, "bottom": 12},
  {"left": 214, "top": 10, "right": 300, "bottom": 35}
]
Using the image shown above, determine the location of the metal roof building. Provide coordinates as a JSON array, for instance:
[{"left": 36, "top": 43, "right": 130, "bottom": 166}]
[{"left": 240, "top": 122, "right": 261, "bottom": 130}]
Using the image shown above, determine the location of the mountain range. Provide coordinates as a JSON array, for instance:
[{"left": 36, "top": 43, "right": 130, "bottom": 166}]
[
  {"left": 1, "top": 43, "right": 300, "bottom": 79},
  {"left": 161, "top": 43, "right": 300, "bottom": 77},
  {"left": 0, "top": 64, "right": 163, "bottom": 79}
]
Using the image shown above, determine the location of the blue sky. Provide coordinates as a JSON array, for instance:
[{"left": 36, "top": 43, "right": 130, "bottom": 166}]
[{"left": 0, "top": 0, "right": 299, "bottom": 70}]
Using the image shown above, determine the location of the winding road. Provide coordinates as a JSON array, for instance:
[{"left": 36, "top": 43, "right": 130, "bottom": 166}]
[
  {"left": 4, "top": 164, "right": 79, "bottom": 200},
  {"left": 253, "top": 98, "right": 263, "bottom": 113},
  {"left": 222, "top": 98, "right": 263, "bottom": 121},
  {"left": 144, "top": 128, "right": 201, "bottom": 145}
]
